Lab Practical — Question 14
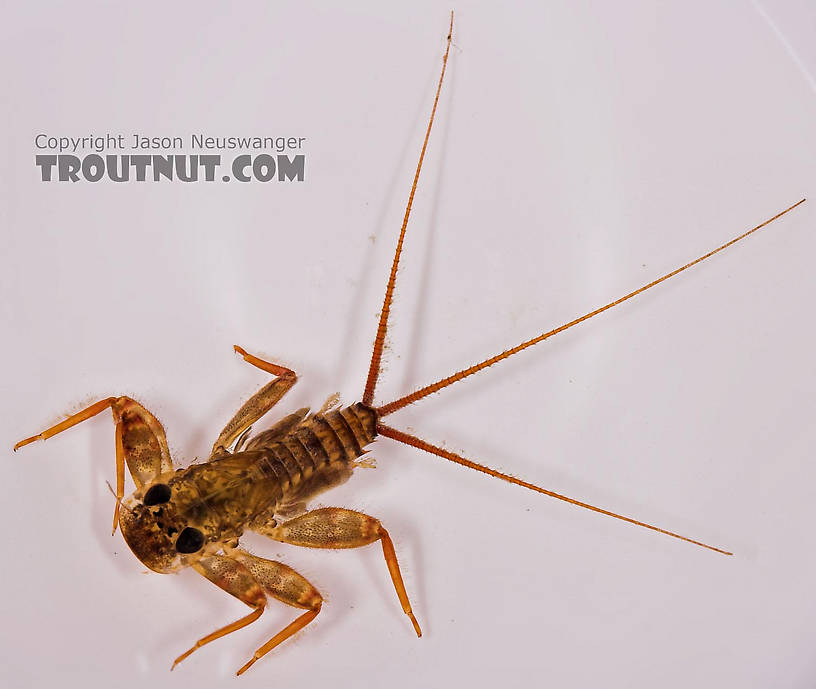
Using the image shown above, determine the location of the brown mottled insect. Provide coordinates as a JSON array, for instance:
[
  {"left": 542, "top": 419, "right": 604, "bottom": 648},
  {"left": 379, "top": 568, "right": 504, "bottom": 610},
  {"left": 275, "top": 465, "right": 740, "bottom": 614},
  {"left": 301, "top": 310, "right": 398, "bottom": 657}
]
[{"left": 13, "top": 13, "right": 806, "bottom": 676}]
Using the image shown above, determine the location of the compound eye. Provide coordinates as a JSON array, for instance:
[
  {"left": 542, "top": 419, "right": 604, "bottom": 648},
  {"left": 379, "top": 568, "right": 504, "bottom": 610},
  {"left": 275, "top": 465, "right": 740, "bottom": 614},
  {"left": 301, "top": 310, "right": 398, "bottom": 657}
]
[
  {"left": 143, "top": 483, "right": 172, "bottom": 506},
  {"left": 176, "top": 527, "right": 205, "bottom": 554}
]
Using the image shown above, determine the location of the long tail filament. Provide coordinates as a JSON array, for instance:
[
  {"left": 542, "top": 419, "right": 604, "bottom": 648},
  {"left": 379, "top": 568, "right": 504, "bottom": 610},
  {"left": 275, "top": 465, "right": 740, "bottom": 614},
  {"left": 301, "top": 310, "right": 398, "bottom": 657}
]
[
  {"left": 378, "top": 423, "right": 732, "bottom": 555},
  {"left": 377, "top": 198, "right": 805, "bottom": 416},
  {"left": 362, "top": 12, "right": 455, "bottom": 406}
]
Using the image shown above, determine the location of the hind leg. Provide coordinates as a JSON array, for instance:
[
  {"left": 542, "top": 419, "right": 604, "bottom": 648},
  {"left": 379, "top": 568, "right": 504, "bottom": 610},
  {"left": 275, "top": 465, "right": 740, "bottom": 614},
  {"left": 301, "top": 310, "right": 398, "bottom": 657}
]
[
  {"left": 256, "top": 507, "right": 421, "bottom": 636},
  {"left": 174, "top": 550, "right": 322, "bottom": 675}
]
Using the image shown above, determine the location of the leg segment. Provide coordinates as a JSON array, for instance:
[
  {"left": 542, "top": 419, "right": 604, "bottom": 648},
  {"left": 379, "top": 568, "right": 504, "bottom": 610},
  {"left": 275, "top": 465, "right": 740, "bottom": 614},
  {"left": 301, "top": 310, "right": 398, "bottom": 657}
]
[
  {"left": 15, "top": 396, "right": 173, "bottom": 534},
  {"left": 232, "top": 550, "right": 322, "bottom": 676},
  {"left": 173, "top": 555, "right": 267, "bottom": 670},
  {"left": 14, "top": 397, "right": 117, "bottom": 451},
  {"left": 257, "top": 508, "right": 422, "bottom": 637},
  {"left": 173, "top": 551, "right": 322, "bottom": 676},
  {"left": 210, "top": 345, "right": 298, "bottom": 457}
]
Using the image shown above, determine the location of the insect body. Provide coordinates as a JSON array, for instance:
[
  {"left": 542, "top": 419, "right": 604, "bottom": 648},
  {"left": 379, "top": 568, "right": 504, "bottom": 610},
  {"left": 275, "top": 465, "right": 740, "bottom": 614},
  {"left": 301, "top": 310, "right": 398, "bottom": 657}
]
[
  {"left": 14, "top": 13, "right": 805, "bottom": 676},
  {"left": 119, "top": 397, "right": 380, "bottom": 578},
  {"left": 16, "top": 350, "right": 421, "bottom": 675}
]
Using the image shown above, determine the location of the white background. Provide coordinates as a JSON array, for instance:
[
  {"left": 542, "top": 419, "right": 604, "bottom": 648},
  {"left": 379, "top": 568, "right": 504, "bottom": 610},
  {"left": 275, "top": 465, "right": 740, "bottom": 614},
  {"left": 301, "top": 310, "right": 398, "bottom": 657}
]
[{"left": 2, "top": 2, "right": 815, "bottom": 687}]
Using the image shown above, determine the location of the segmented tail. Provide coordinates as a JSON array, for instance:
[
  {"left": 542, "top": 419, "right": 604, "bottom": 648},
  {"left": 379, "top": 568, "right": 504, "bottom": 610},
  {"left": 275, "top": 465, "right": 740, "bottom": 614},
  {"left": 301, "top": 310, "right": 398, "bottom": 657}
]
[
  {"left": 378, "top": 424, "right": 732, "bottom": 555},
  {"left": 376, "top": 199, "right": 804, "bottom": 555},
  {"left": 377, "top": 198, "right": 805, "bottom": 416},
  {"left": 360, "top": 14, "right": 806, "bottom": 556},
  {"left": 362, "top": 11, "right": 454, "bottom": 406}
]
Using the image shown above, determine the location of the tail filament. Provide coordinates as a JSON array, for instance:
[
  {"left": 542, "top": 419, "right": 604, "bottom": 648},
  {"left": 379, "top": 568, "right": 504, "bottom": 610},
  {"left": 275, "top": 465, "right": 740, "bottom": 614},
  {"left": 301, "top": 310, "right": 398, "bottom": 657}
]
[
  {"left": 362, "top": 12, "right": 455, "bottom": 406},
  {"left": 378, "top": 423, "right": 732, "bottom": 555},
  {"left": 378, "top": 198, "right": 806, "bottom": 416}
]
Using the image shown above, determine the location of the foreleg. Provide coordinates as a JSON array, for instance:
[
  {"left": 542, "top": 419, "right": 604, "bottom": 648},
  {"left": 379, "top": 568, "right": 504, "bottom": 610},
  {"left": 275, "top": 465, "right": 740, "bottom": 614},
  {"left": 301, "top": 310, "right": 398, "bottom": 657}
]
[{"left": 15, "top": 396, "right": 173, "bottom": 533}]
